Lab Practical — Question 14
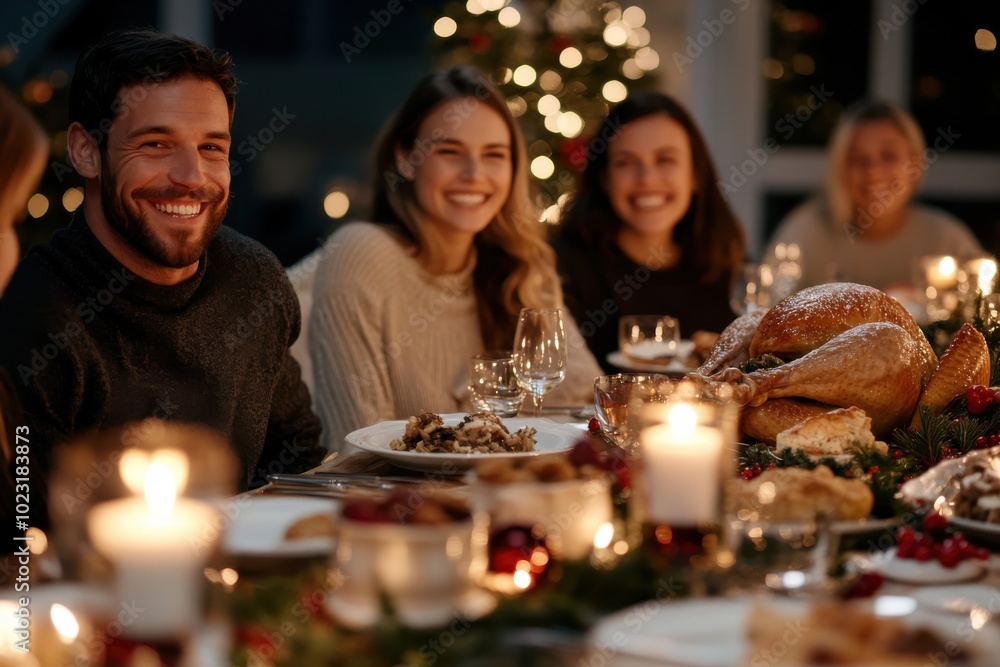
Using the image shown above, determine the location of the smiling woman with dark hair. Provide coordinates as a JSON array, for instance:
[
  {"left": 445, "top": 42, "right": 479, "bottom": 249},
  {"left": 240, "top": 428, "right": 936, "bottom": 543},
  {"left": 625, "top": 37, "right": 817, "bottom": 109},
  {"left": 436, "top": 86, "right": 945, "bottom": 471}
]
[{"left": 554, "top": 91, "right": 745, "bottom": 372}]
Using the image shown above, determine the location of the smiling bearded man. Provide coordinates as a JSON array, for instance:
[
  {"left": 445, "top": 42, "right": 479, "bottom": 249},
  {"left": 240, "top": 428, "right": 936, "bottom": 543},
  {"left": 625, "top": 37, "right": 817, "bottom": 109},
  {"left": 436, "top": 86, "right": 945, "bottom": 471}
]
[{"left": 0, "top": 30, "right": 325, "bottom": 534}]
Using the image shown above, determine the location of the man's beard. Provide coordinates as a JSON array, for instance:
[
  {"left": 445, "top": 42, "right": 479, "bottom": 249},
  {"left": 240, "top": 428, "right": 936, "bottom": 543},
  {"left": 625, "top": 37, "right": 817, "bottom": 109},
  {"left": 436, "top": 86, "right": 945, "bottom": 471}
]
[{"left": 100, "top": 162, "right": 228, "bottom": 269}]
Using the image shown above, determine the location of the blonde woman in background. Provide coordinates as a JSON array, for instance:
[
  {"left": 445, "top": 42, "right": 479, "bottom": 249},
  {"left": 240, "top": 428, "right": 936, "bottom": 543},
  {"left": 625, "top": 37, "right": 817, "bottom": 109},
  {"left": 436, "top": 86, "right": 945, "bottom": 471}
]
[
  {"left": 0, "top": 84, "right": 49, "bottom": 295},
  {"left": 309, "top": 66, "right": 602, "bottom": 450},
  {"left": 766, "top": 100, "right": 981, "bottom": 291}
]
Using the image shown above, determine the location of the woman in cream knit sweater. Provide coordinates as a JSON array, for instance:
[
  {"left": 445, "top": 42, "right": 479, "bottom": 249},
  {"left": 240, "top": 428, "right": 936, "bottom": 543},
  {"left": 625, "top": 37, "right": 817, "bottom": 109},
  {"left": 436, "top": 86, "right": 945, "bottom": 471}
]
[{"left": 309, "top": 67, "right": 602, "bottom": 450}]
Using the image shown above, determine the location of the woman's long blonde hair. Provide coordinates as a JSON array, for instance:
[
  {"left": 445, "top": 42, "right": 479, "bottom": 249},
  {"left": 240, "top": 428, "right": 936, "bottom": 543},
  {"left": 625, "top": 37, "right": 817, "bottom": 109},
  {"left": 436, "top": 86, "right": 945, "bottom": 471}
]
[
  {"left": 371, "top": 66, "right": 560, "bottom": 349},
  {"left": 825, "top": 100, "right": 926, "bottom": 228}
]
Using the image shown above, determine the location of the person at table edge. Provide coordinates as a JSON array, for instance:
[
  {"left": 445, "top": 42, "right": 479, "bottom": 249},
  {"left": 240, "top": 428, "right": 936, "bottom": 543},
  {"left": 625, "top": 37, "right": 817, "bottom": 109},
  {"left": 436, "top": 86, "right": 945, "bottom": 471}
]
[{"left": 0, "top": 30, "right": 325, "bottom": 529}]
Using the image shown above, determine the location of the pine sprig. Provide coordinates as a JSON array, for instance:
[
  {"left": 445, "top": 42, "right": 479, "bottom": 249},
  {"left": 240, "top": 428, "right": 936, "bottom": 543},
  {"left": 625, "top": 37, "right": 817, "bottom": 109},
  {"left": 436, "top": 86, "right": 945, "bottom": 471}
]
[{"left": 891, "top": 406, "right": 954, "bottom": 469}]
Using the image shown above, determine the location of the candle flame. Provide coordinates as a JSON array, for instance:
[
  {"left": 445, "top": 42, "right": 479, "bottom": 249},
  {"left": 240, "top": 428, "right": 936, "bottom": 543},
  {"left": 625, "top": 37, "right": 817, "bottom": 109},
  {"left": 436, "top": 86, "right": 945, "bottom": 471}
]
[
  {"left": 121, "top": 448, "right": 189, "bottom": 497},
  {"left": 144, "top": 461, "right": 178, "bottom": 518},
  {"left": 119, "top": 449, "right": 150, "bottom": 494},
  {"left": 667, "top": 403, "right": 697, "bottom": 435},
  {"left": 938, "top": 256, "right": 956, "bottom": 278},
  {"left": 51, "top": 603, "right": 80, "bottom": 643},
  {"left": 593, "top": 522, "right": 615, "bottom": 549},
  {"left": 979, "top": 260, "right": 997, "bottom": 295}
]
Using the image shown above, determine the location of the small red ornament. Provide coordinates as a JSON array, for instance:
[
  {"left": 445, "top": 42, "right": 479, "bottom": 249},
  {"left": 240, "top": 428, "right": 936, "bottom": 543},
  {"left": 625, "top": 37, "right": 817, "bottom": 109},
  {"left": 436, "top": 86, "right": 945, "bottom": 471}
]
[
  {"left": 468, "top": 32, "right": 491, "bottom": 53},
  {"left": 488, "top": 525, "right": 550, "bottom": 586},
  {"left": 548, "top": 36, "right": 571, "bottom": 53}
]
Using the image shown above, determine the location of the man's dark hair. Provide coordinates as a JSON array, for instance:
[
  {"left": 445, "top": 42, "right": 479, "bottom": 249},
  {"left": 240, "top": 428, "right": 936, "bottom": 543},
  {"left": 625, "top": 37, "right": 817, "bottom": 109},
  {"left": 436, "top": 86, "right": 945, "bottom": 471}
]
[{"left": 69, "top": 28, "right": 237, "bottom": 150}]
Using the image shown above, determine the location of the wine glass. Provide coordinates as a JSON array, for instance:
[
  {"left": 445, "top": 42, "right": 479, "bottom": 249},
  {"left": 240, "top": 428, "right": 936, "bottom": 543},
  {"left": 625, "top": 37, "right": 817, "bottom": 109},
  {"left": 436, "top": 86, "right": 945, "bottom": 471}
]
[
  {"left": 618, "top": 315, "right": 680, "bottom": 365},
  {"left": 511, "top": 308, "right": 567, "bottom": 417}
]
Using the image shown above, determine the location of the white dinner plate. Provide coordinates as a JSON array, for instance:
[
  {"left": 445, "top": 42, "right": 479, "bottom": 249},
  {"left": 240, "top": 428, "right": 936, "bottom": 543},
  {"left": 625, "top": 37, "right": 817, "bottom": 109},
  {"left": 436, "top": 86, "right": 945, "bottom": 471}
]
[
  {"left": 588, "top": 595, "right": 1000, "bottom": 667},
  {"left": 898, "top": 447, "right": 1000, "bottom": 540},
  {"left": 912, "top": 584, "right": 1000, "bottom": 615},
  {"left": 875, "top": 547, "right": 986, "bottom": 584},
  {"left": 344, "top": 414, "right": 582, "bottom": 474},
  {"left": 221, "top": 495, "right": 338, "bottom": 557},
  {"left": 606, "top": 340, "right": 697, "bottom": 375},
  {"left": 587, "top": 597, "right": 805, "bottom": 666}
]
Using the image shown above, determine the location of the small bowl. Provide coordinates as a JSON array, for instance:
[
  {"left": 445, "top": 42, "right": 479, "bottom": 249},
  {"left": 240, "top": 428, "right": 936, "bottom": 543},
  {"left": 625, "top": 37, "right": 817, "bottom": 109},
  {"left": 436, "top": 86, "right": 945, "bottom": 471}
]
[
  {"left": 327, "top": 517, "right": 490, "bottom": 629},
  {"left": 473, "top": 476, "right": 613, "bottom": 561}
]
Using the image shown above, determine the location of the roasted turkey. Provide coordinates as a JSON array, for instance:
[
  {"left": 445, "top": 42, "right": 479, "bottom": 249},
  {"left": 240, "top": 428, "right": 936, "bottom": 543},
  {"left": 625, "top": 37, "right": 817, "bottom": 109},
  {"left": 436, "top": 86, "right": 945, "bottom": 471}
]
[{"left": 690, "top": 283, "right": 940, "bottom": 442}]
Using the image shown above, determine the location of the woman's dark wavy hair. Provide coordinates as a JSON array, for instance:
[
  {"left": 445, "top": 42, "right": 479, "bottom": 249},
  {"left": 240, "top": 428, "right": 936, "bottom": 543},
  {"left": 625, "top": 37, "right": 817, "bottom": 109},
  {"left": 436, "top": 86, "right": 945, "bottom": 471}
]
[
  {"left": 69, "top": 28, "right": 238, "bottom": 151},
  {"left": 559, "top": 91, "right": 744, "bottom": 280},
  {"left": 371, "top": 65, "right": 560, "bottom": 350}
]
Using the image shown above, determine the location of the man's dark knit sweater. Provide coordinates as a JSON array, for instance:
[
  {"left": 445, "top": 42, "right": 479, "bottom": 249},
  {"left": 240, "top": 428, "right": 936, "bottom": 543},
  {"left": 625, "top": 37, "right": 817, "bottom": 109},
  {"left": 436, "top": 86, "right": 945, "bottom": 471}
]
[{"left": 0, "top": 216, "right": 325, "bottom": 525}]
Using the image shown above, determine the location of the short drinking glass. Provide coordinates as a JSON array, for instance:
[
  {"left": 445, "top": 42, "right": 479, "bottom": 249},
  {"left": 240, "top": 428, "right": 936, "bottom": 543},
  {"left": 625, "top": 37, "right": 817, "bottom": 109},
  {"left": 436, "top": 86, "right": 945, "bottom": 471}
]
[
  {"left": 469, "top": 351, "right": 525, "bottom": 418},
  {"left": 618, "top": 315, "right": 680, "bottom": 365}
]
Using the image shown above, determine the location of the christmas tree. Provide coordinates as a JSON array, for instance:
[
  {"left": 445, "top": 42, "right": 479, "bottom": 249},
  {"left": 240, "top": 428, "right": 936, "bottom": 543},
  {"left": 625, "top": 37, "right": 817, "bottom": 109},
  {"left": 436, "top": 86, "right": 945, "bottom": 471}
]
[{"left": 434, "top": 0, "right": 660, "bottom": 222}]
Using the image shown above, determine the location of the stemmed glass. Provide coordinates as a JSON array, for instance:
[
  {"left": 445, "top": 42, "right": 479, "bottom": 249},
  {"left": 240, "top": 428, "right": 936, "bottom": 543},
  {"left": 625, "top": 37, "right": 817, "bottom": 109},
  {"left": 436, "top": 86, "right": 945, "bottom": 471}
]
[{"left": 511, "top": 308, "right": 567, "bottom": 417}]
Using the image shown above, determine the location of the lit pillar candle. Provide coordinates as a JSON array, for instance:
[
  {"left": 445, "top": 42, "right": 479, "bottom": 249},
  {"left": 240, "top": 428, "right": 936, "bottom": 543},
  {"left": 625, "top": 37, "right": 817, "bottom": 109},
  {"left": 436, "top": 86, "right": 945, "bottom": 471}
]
[
  {"left": 87, "top": 462, "right": 217, "bottom": 640},
  {"left": 640, "top": 402, "right": 725, "bottom": 525}
]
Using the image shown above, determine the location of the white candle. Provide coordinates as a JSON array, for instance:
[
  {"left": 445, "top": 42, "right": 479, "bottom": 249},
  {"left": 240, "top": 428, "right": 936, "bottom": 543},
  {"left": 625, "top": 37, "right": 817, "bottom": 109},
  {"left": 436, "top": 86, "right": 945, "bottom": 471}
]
[
  {"left": 640, "top": 403, "right": 725, "bottom": 525},
  {"left": 87, "top": 464, "right": 217, "bottom": 640}
]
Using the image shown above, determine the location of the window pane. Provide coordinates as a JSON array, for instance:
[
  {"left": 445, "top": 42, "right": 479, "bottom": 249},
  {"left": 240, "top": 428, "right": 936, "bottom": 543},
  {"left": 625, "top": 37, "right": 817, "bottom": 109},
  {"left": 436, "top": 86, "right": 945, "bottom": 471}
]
[
  {"left": 910, "top": 1, "right": 1000, "bottom": 152},
  {"left": 767, "top": 1, "right": 871, "bottom": 146}
]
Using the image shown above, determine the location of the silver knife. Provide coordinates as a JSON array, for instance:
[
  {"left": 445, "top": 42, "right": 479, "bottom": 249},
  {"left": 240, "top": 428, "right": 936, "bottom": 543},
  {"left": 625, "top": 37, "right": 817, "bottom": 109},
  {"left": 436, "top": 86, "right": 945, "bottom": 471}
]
[{"left": 267, "top": 474, "right": 396, "bottom": 490}]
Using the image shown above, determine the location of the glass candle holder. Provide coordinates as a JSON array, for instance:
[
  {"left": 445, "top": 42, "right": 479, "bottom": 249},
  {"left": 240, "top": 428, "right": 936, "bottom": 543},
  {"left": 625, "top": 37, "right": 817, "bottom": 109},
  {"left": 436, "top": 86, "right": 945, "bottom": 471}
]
[
  {"left": 917, "top": 255, "right": 961, "bottom": 322},
  {"left": 49, "top": 420, "right": 237, "bottom": 650},
  {"left": 632, "top": 385, "right": 738, "bottom": 571},
  {"left": 594, "top": 373, "right": 672, "bottom": 453}
]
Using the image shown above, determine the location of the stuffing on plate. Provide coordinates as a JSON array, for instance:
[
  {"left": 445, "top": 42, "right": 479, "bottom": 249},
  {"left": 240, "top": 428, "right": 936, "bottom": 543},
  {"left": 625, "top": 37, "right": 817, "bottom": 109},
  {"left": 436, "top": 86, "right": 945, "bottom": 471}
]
[{"left": 389, "top": 411, "right": 536, "bottom": 454}]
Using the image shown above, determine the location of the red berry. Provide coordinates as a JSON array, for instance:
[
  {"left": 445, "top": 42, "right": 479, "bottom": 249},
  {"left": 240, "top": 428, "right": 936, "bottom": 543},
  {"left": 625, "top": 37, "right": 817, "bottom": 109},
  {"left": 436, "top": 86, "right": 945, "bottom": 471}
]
[
  {"left": 966, "top": 385, "right": 995, "bottom": 415},
  {"left": 587, "top": 417, "right": 600, "bottom": 433},
  {"left": 977, "top": 436, "right": 991, "bottom": 449},
  {"left": 767, "top": 462, "right": 776, "bottom": 469},
  {"left": 990, "top": 434, "right": 1000, "bottom": 446},
  {"left": 975, "top": 547, "right": 990, "bottom": 561},
  {"left": 867, "top": 466, "right": 880, "bottom": 475},
  {"left": 924, "top": 511, "right": 949, "bottom": 532},
  {"left": 896, "top": 527, "right": 917, "bottom": 545},
  {"left": 568, "top": 439, "right": 603, "bottom": 469},
  {"left": 914, "top": 545, "right": 933, "bottom": 562},
  {"left": 896, "top": 542, "right": 915, "bottom": 559},
  {"left": 939, "top": 548, "right": 961, "bottom": 569},
  {"left": 893, "top": 449, "right": 904, "bottom": 459},
  {"left": 602, "top": 447, "right": 631, "bottom": 490}
]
